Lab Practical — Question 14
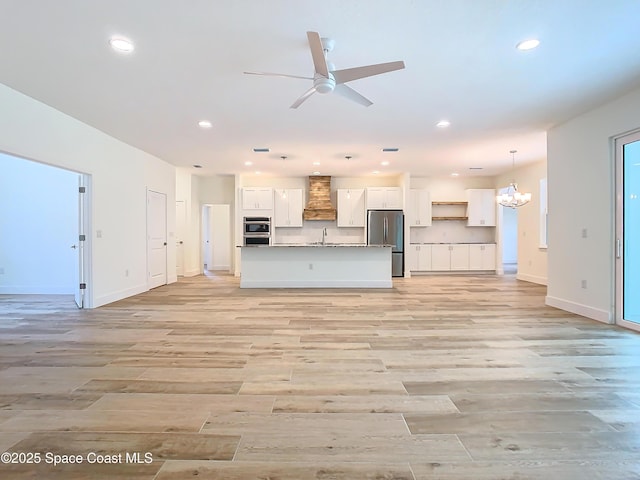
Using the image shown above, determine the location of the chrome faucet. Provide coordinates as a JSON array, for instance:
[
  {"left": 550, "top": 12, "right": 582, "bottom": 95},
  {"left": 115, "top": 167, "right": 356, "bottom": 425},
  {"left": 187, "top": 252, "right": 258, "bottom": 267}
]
[{"left": 321, "top": 227, "right": 327, "bottom": 245}]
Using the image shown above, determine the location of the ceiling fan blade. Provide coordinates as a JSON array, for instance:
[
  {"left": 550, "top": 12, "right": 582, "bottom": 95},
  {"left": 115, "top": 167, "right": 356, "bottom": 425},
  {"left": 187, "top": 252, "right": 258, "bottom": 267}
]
[
  {"left": 306, "top": 31, "right": 329, "bottom": 77},
  {"left": 332, "top": 61, "right": 405, "bottom": 84},
  {"left": 290, "top": 86, "right": 317, "bottom": 109},
  {"left": 334, "top": 84, "right": 373, "bottom": 107},
  {"left": 244, "top": 71, "right": 313, "bottom": 80}
]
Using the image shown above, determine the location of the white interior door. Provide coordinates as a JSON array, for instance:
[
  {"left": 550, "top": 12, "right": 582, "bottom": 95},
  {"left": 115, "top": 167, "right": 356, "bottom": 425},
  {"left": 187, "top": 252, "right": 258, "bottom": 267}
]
[
  {"left": 176, "top": 200, "right": 186, "bottom": 276},
  {"left": 202, "top": 205, "right": 212, "bottom": 270},
  {"left": 616, "top": 131, "right": 640, "bottom": 330},
  {"left": 147, "top": 190, "right": 167, "bottom": 289}
]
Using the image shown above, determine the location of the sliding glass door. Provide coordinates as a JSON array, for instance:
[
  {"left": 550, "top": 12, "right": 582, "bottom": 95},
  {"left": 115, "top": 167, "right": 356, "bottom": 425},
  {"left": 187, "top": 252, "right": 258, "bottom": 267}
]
[{"left": 616, "top": 131, "right": 640, "bottom": 329}]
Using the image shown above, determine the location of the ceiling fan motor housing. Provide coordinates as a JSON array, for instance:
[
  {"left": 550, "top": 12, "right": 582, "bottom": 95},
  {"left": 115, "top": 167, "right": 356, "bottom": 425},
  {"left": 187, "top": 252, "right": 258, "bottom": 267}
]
[{"left": 314, "top": 73, "right": 336, "bottom": 94}]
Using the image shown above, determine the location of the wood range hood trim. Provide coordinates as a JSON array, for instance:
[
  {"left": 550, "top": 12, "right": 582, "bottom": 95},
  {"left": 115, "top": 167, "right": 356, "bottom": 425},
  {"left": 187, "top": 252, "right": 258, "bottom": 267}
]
[{"left": 303, "top": 175, "right": 337, "bottom": 221}]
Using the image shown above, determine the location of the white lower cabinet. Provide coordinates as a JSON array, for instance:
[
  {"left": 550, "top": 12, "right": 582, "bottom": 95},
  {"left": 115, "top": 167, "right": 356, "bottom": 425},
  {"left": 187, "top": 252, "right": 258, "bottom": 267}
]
[
  {"left": 469, "top": 244, "right": 497, "bottom": 270},
  {"left": 431, "top": 244, "right": 470, "bottom": 271},
  {"left": 408, "top": 244, "right": 432, "bottom": 271}
]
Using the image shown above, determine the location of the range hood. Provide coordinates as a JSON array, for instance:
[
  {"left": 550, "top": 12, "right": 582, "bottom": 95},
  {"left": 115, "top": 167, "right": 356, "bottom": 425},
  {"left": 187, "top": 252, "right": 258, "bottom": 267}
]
[{"left": 303, "top": 175, "right": 336, "bottom": 221}]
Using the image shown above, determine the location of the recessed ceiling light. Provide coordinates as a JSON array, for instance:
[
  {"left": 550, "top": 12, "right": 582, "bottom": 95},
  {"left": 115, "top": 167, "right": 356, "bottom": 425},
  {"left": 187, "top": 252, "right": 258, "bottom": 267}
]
[
  {"left": 255, "top": 171, "right": 261, "bottom": 175},
  {"left": 253, "top": 148, "right": 270, "bottom": 153},
  {"left": 516, "top": 39, "right": 540, "bottom": 51},
  {"left": 436, "top": 120, "right": 451, "bottom": 128},
  {"left": 198, "top": 120, "right": 212, "bottom": 128},
  {"left": 451, "top": 172, "right": 459, "bottom": 177},
  {"left": 382, "top": 148, "right": 399, "bottom": 152},
  {"left": 381, "top": 161, "right": 390, "bottom": 166},
  {"left": 313, "top": 161, "right": 320, "bottom": 166},
  {"left": 244, "top": 161, "right": 253, "bottom": 166},
  {"left": 109, "top": 36, "right": 134, "bottom": 53},
  {"left": 313, "top": 171, "right": 321, "bottom": 175},
  {"left": 372, "top": 170, "right": 380, "bottom": 175},
  {"left": 193, "top": 164, "right": 202, "bottom": 168}
]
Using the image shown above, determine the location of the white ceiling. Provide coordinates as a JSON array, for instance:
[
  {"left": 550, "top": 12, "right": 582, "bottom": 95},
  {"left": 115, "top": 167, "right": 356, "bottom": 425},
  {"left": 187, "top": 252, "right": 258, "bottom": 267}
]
[{"left": 2, "top": 0, "right": 640, "bottom": 178}]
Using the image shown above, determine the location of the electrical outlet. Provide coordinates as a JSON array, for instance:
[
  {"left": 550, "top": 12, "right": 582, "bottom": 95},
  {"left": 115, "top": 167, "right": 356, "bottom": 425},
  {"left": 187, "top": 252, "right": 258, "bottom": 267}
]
[
  {"left": 581, "top": 228, "right": 588, "bottom": 238},
  {"left": 125, "top": 269, "right": 129, "bottom": 277},
  {"left": 308, "top": 263, "right": 313, "bottom": 270},
  {"left": 581, "top": 279, "right": 587, "bottom": 289},
  {"left": 0, "top": 267, "right": 4, "bottom": 275},
  {"left": 96, "top": 230, "right": 103, "bottom": 238}
]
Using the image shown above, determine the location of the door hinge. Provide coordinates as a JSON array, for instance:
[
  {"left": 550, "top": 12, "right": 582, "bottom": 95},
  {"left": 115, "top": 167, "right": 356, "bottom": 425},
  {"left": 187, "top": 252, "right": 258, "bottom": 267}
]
[
  {"left": 79, "top": 186, "right": 86, "bottom": 193},
  {"left": 79, "top": 234, "right": 86, "bottom": 241},
  {"left": 79, "top": 283, "right": 86, "bottom": 290}
]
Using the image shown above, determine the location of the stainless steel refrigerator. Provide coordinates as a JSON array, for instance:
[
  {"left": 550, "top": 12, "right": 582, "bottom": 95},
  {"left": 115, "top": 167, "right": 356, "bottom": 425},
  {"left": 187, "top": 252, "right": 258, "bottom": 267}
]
[{"left": 367, "top": 209, "right": 404, "bottom": 277}]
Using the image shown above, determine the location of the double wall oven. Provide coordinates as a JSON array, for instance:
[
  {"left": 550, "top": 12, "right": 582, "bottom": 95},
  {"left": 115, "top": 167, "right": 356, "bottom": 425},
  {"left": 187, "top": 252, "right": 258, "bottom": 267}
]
[{"left": 243, "top": 216, "right": 271, "bottom": 245}]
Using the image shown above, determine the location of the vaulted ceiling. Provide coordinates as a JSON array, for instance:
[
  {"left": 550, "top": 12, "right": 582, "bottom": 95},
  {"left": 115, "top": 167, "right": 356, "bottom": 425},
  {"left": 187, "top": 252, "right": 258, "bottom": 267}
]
[{"left": 2, "top": 0, "right": 640, "bottom": 178}]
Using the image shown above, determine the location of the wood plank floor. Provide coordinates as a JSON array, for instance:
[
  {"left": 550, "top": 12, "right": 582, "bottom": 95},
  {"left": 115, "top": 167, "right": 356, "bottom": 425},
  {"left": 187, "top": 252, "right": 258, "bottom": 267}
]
[{"left": 1, "top": 273, "right": 640, "bottom": 479}]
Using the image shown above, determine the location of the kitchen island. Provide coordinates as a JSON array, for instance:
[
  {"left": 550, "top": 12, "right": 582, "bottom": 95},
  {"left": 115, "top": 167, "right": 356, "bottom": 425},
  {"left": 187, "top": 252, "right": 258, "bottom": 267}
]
[{"left": 239, "top": 244, "right": 393, "bottom": 288}]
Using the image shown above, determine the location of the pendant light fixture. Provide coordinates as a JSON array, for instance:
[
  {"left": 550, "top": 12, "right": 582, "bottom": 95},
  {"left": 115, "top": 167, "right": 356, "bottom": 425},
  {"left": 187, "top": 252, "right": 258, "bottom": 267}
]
[{"left": 497, "top": 150, "right": 532, "bottom": 208}]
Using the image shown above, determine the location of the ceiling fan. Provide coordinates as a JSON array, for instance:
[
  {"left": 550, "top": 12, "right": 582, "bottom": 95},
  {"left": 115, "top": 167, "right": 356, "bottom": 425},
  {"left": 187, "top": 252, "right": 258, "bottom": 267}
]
[{"left": 244, "top": 31, "right": 405, "bottom": 109}]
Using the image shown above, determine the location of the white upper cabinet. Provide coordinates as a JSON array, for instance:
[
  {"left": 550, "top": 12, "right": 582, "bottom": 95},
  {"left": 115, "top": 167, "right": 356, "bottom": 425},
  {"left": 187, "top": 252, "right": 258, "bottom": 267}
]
[
  {"left": 242, "top": 187, "right": 273, "bottom": 210},
  {"left": 466, "top": 189, "right": 496, "bottom": 226},
  {"left": 366, "top": 187, "right": 403, "bottom": 210},
  {"left": 408, "top": 189, "right": 432, "bottom": 226},
  {"left": 337, "top": 189, "right": 365, "bottom": 227},
  {"left": 273, "top": 188, "right": 303, "bottom": 227}
]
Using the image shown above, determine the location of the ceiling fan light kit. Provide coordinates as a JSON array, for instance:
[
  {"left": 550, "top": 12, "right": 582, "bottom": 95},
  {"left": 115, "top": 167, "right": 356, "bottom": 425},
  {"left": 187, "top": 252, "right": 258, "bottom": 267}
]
[{"left": 244, "top": 31, "right": 405, "bottom": 108}]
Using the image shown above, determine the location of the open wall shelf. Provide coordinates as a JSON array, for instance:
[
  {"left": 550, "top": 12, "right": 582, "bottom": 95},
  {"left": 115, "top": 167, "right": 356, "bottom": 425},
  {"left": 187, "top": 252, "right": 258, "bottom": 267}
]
[{"left": 432, "top": 201, "right": 468, "bottom": 221}]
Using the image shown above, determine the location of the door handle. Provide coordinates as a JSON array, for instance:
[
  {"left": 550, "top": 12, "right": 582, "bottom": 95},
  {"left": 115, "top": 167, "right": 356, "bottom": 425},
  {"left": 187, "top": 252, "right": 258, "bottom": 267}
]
[
  {"left": 70, "top": 245, "right": 77, "bottom": 249},
  {"left": 163, "top": 242, "right": 167, "bottom": 246},
  {"left": 616, "top": 238, "right": 622, "bottom": 259}
]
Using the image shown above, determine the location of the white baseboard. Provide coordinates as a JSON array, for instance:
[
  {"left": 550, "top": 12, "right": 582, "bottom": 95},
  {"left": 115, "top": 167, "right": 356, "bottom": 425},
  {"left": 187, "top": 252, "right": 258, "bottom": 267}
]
[
  {"left": 0, "top": 285, "right": 74, "bottom": 294},
  {"left": 94, "top": 283, "right": 148, "bottom": 308},
  {"left": 545, "top": 295, "right": 613, "bottom": 324},
  {"left": 184, "top": 269, "right": 201, "bottom": 277},
  {"left": 240, "top": 280, "right": 393, "bottom": 288},
  {"left": 167, "top": 274, "right": 178, "bottom": 284},
  {"left": 516, "top": 273, "right": 548, "bottom": 285},
  {"left": 208, "top": 264, "right": 231, "bottom": 271}
]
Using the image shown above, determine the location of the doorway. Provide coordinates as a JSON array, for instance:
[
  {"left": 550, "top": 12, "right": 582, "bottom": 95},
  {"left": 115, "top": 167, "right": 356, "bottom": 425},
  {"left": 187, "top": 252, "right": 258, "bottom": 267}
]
[
  {"left": 0, "top": 152, "right": 91, "bottom": 307},
  {"left": 498, "top": 186, "right": 518, "bottom": 275},
  {"left": 202, "top": 204, "right": 231, "bottom": 272},
  {"left": 147, "top": 189, "right": 168, "bottom": 289},
  {"left": 615, "top": 130, "right": 640, "bottom": 330}
]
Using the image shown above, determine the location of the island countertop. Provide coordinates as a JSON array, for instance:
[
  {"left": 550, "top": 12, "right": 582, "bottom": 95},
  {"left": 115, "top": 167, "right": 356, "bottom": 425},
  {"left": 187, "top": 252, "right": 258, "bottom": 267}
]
[{"left": 238, "top": 244, "right": 393, "bottom": 288}]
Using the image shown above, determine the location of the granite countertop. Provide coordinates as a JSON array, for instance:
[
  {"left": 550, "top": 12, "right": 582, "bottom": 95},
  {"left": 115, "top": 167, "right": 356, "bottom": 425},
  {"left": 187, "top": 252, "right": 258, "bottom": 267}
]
[
  {"left": 409, "top": 242, "right": 497, "bottom": 245},
  {"left": 239, "top": 243, "right": 392, "bottom": 248}
]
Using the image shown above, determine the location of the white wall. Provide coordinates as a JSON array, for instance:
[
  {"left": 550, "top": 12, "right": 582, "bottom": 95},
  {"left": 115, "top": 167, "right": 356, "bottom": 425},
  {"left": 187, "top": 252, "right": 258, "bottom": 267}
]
[
  {"left": 0, "top": 83, "right": 176, "bottom": 307},
  {"left": 547, "top": 84, "right": 640, "bottom": 323},
  {"left": 495, "top": 159, "right": 548, "bottom": 285},
  {"left": 0, "top": 154, "right": 78, "bottom": 294}
]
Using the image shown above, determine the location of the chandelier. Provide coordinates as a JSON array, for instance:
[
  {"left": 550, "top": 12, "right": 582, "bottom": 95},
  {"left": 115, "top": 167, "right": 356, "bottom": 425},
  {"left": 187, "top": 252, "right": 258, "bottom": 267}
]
[{"left": 497, "top": 150, "right": 532, "bottom": 208}]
